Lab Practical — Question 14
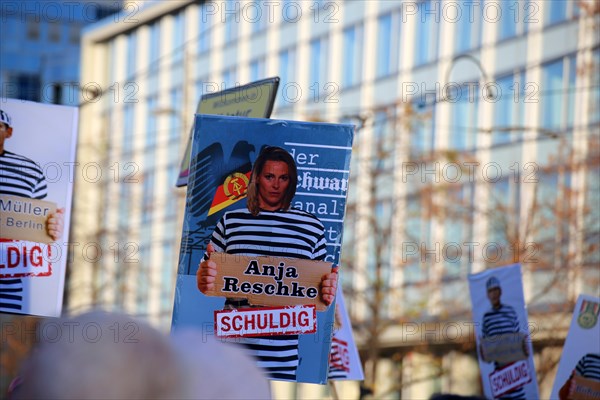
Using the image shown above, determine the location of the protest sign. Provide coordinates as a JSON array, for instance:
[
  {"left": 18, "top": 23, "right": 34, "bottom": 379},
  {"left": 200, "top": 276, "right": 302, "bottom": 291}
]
[
  {"left": 551, "top": 294, "right": 600, "bottom": 400},
  {"left": 328, "top": 286, "right": 365, "bottom": 381},
  {"left": 468, "top": 264, "right": 539, "bottom": 399},
  {"left": 172, "top": 114, "right": 353, "bottom": 384},
  {"left": 0, "top": 99, "right": 78, "bottom": 316}
]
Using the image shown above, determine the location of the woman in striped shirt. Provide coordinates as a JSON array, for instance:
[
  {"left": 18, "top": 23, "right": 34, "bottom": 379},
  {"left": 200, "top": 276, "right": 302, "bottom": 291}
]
[{"left": 197, "top": 146, "right": 337, "bottom": 381}]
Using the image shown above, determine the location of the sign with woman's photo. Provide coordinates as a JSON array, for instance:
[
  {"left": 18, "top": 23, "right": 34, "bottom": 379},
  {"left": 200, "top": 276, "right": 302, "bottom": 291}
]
[
  {"left": 171, "top": 115, "right": 354, "bottom": 384},
  {"left": 468, "top": 264, "right": 539, "bottom": 399},
  {"left": 0, "top": 99, "right": 78, "bottom": 317}
]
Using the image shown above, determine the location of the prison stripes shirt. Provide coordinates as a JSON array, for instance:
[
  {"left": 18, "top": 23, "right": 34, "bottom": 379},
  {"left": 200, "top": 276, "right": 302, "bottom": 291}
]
[
  {"left": 207, "top": 207, "right": 327, "bottom": 381},
  {"left": 0, "top": 150, "right": 48, "bottom": 199},
  {"left": 575, "top": 353, "right": 600, "bottom": 381},
  {"left": 0, "top": 150, "right": 47, "bottom": 312},
  {"left": 482, "top": 304, "right": 520, "bottom": 338},
  {"left": 0, "top": 278, "right": 23, "bottom": 311},
  {"left": 482, "top": 304, "right": 526, "bottom": 400}
]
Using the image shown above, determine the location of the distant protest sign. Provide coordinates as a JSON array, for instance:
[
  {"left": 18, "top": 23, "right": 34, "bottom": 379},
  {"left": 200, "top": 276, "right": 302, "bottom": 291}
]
[
  {"left": 328, "top": 287, "right": 365, "bottom": 381},
  {"left": 551, "top": 294, "right": 600, "bottom": 400},
  {"left": 468, "top": 264, "right": 539, "bottom": 399},
  {"left": 176, "top": 78, "right": 279, "bottom": 186},
  {"left": 0, "top": 99, "right": 78, "bottom": 317}
]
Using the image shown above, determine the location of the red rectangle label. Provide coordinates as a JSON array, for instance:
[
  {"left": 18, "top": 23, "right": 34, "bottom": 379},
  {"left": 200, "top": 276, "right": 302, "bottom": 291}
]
[
  {"left": 214, "top": 305, "right": 317, "bottom": 338},
  {"left": 489, "top": 359, "right": 532, "bottom": 398},
  {"left": 0, "top": 239, "right": 52, "bottom": 278}
]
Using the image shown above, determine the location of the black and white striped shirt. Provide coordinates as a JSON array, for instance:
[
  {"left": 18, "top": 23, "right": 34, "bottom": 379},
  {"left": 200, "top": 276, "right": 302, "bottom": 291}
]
[
  {"left": 575, "top": 353, "right": 600, "bottom": 382},
  {"left": 482, "top": 304, "right": 526, "bottom": 400},
  {"left": 0, "top": 150, "right": 48, "bottom": 199},
  {"left": 1, "top": 150, "right": 48, "bottom": 312},
  {"left": 482, "top": 304, "right": 520, "bottom": 338},
  {"left": 207, "top": 207, "right": 327, "bottom": 381}
]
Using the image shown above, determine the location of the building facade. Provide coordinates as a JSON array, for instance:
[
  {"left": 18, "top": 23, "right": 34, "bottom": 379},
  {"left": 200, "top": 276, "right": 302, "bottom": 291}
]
[
  {"left": 71, "top": 0, "right": 599, "bottom": 398},
  {"left": 0, "top": 0, "right": 123, "bottom": 105}
]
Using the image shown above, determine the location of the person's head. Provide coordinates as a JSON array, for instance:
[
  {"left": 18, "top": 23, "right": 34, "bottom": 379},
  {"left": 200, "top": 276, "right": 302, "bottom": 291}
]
[
  {"left": 0, "top": 109, "right": 13, "bottom": 153},
  {"left": 247, "top": 146, "right": 297, "bottom": 215},
  {"left": 170, "top": 329, "right": 271, "bottom": 399},
  {"left": 486, "top": 276, "right": 502, "bottom": 309},
  {"left": 14, "top": 311, "right": 187, "bottom": 400}
]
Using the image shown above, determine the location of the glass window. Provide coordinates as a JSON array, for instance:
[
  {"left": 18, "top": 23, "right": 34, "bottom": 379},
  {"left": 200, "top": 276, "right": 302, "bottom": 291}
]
[
  {"left": 169, "top": 88, "right": 183, "bottom": 151},
  {"left": 222, "top": 66, "right": 237, "bottom": 89},
  {"left": 410, "top": 102, "right": 436, "bottom": 157},
  {"left": 249, "top": 58, "right": 265, "bottom": 82},
  {"left": 123, "top": 105, "right": 135, "bottom": 155},
  {"left": 26, "top": 17, "right": 39, "bottom": 40},
  {"left": 376, "top": 13, "right": 392, "bottom": 77},
  {"left": 118, "top": 185, "right": 131, "bottom": 231},
  {"left": 487, "top": 177, "right": 520, "bottom": 266},
  {"left": 142, "top": 170, "right": 155, "bottom": 220},
  {"left": 541, "top": 59, "right": 564, "bottom": 130},
  {"left": 342, "top": 24, "right": 363, "bottom": 88},
  {"left": 126, "top": 32, "right": 137, "bottom": 77},
  {"left": 499, "top": 1, "right": 518, "bottom": 40},
  {"left": 545, "top": 0, "right": 567, "bottom": 25},
  {"left": 199, "top": 4, "right": 212, "bottom": 53},
  {"left": 13, "top": 73, "right": 41, "bottom": 102},
  {"left": 415, "top": 0, "right": 439, "bottom": 66},
  {"left": 173, "top": 11, "right": 185, "bottom": 65},
  {"left": 148, "top": 23, "right": 160, "bottom": 93},
  {"left": 278, "top": 47, "right": 296, "bottom": 107},
  {"left": 49, "top": 21, "right": 61, "bottom": 42},
  {"left": 309, "top": 36, "right": 328, "bottom": 85},
  {"left": 250, "top": 2, "right": 267, "bottom": 33},
  {"left": 224, "top": 0, "right": 239, "bottom": 43},
  {"left": 404, "top": 194, "right": 428, "bottom": 283},
  {"left": 492, "top": 75, "right": 516, "bottom": 146},
  {"left": 454, "top": 1, "right": 481, "bottom": 52},
  {"left": 450, "top": 84, "right": 480, "bottom": 149},
  {"left": 591, "top": 49, "right": 600, "bottom": 126},
  {"left": 146, "top": 96, "right": 158, "bottom": 148},
  {"left": 69, "top": 24, "right": 81, "bottom": 44}
]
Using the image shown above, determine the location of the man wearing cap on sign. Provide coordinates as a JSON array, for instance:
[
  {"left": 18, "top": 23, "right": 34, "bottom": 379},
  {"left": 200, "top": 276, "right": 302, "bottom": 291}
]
[
  {"left": 0, "top": 109, "right": 64, "bottom": 312},
  {"left": 480, "top": 276, "right": 529, "bottom": 400}
]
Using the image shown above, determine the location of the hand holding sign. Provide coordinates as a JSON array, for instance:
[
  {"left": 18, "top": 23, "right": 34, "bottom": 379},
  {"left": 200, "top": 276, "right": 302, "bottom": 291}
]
[
  {"left": 197, "top": 243, "right": 217, "bottom": 293},
  {"left": 320, "top": 266, "right": 338, "bottom": 306},
  {"left": 47, "top": 208, "right": 64, "bottom": 241}
]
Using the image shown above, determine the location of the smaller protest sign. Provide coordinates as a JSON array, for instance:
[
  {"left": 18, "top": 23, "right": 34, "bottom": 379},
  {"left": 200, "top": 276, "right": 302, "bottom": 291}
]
[
  {"left": 468, "top": 264, "right": 539, "bottom": 399},
  {"left": 0, "top": 195, "right": 56, "bottom": 243},
  {"left": 551, "top": 295, "right": 600, "bottom": 400},
  {"left": 204, "top": 252, "right": 333, "bottom": 311},
  {"left": 214, "top": 305, "right": 317, "bottom": 338},
  {"left": 328, "top": 287, "right": 365, "bottom": 381}
]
